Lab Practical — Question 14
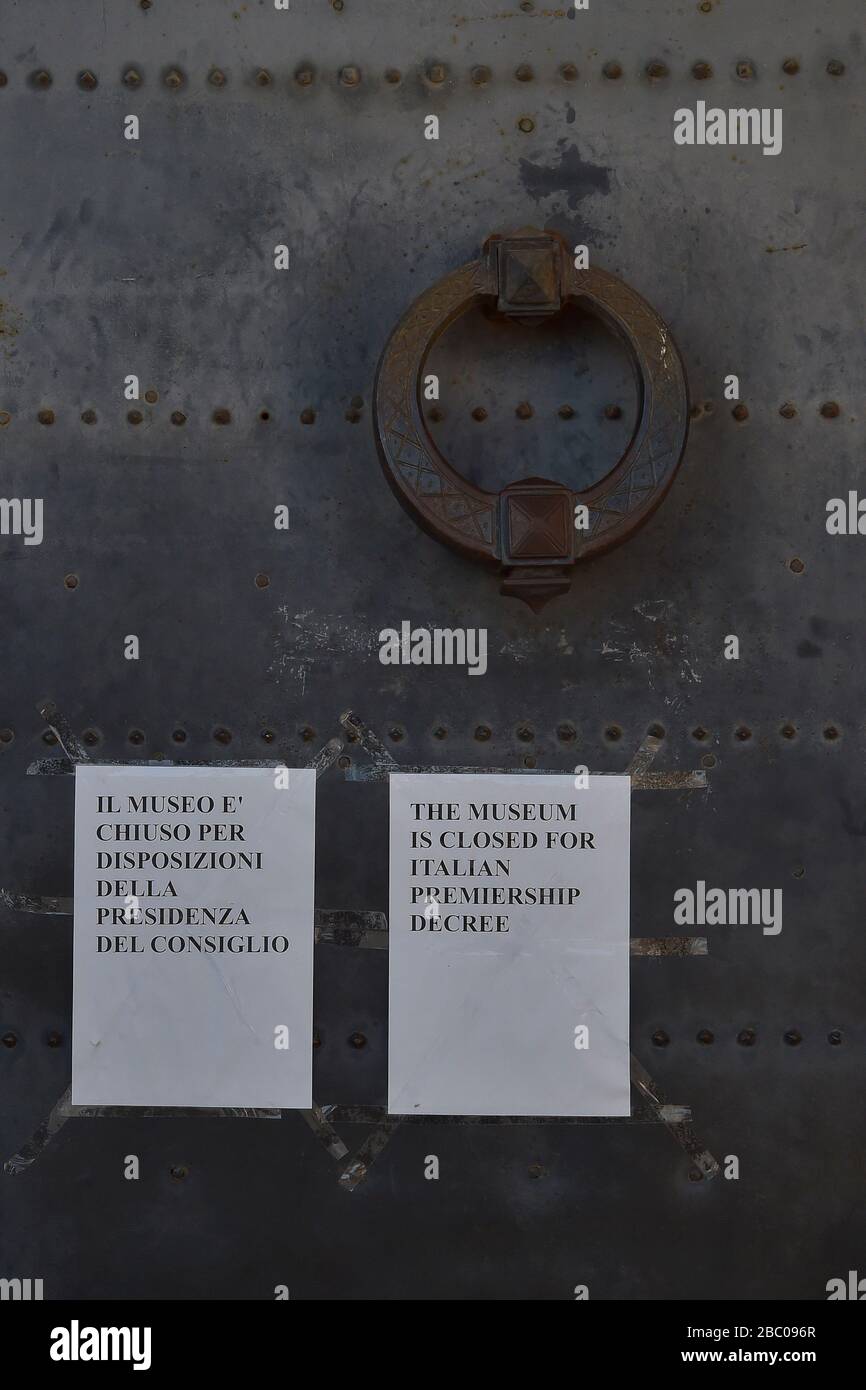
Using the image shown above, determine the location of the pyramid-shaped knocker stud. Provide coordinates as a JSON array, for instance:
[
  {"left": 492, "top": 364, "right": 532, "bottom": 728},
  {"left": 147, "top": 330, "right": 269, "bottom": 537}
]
[{"left": 373, "top": 228, "right": 690, "bottom": 612}]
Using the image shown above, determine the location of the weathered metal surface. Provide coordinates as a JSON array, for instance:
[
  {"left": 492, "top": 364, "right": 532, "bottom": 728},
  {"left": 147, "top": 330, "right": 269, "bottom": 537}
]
[{"left": 0, "top": 0, "right": 863, "bottom": 1300}]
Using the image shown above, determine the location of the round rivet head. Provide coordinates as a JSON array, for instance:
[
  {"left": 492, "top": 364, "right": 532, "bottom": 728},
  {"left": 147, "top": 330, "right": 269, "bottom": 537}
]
[
  {"left": 255, "top": 69, "right": 272, "bottom": 87},
  {"left": 213, "top": 727, "right": 232, "bottom": 746},
  {"left": 692, "top": 61, "right": 712, "bottom": 80},
  {"left": 697, "top": 1029, "right": 714, "bottom": 1045},
  {"left": 295, "top": 67, "right": 314, "bottom": 86},
  {"left": 78, "top": 70, "right": 98, "bottom": 90},
  {"left": 208, "top": 69, "right": 226, "bottom": 88},
  {"left": 2, "top": 1033, "right": 17, "bottom": 1048},
  {"left": 515, "top": 63, "right": 533, "bottom": 82},
  {"left": 779, "top": 401, "right": 797, "bottom": 418},
  {"left": 784, "top": 1029, "right": 802, "bottom": 1046},
  {"left": 170, "top": 410, "right": 186, "bottom": 426},
  {"left": 652, "top": 1029, "right": 670, "bottom": 1047},
  {"left": 428, "top": 64, "right": 447, "bottom": 84},
  {"left": 827, "top": 59, "right": 845, "bottom": 77},
  {"left": 471, "top": 65, "right": 492, "bottom": 86},
  {"left": 737, "top": 1028, "right": 756, "bottom": 1046},
  {"left": 603, "top": 61, "right": 622, "bottom": 80},
  {"left": 736, "top": 61, "right": 754, "bottom": 80},
  {"left": 782, "top": 58, "right": 800, "bottom": 76},
  {"left": 127, "top": 409, "right": 143, "bottom": 425},
  {"left": 560, "top": 62, "right": 578, "bottom": 81},
  {"left": 0, "top": 728, "right": 13, "bottom": 744},
  {"left": 820, "top": 400, "right": 840, "bottom": 418},
  {"left": 31, "top": 70, "right": 52, "bottom": 89},
  {"left": 474, "top": 724, "right": 491, "bottom": 742},
  {"left": 385, "top": 69, "right": 401, "bottom": 85},
  {"left": 254, "top": 573, "right": 270, "bottom": 589},
  {"left": 163, "top": 68, "right": 184, "bottom": 89},
  {"left": 37, "top": 408, "right": 55, "bottom": 426},
  {"left": 558, "top": 404, "right": 574, "bottom": 419},
  {"left": 123, "top": 68, "right": 143, "bottom": 88},
  {"left": 300, "top": 407, "right": 316, "bottom": 425},
  {"left": 646, "top": 61, "right": 669, "bottom": 80},
  {"left": 82, "top": 409, "right": 98, "bottom": 424},
  {"left": 828, "top": 1029, "right": 843, "bottom": 1046},
  {"left": 732, "top": 402, "right": 749, "bottom": 421},
  {"left": 212, "top": 408, "right": 231, "bottom": 425},
  {"left": 340, "top": 65, "right": 361, "bottom": 87},
  {"left": 144, "top": 388, "right": 158, "bottom": 404},
  {"left": 64, "top": 574, "right": 79, "bottom": 590},
  {"left": 789, "top": 556, "right": 805, "bottom": 574},
  {"left": 517, "top": 115, "right": 535, "bottom": 133},
  {"left": 349, "top": 1032, "right": 367, "bottom": 1049},
  {"left": 0, "top": 72, "right": 8, "bottom": 87}
]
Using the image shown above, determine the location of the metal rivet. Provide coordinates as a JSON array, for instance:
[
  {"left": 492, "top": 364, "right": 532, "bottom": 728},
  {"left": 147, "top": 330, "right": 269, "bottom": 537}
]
[
  {"left": 697, "top": 1030, "right": 714, "bottom": 1045},
  {"left": 261, "top": 729, "right": 275, "bottom": 743},
  {"left": 558, "top": 404, "right": 574, "bottom": 419},
  {"left": 170, "top": 410, "right": 186, "bottom": 426},
  {"left": 516, "top": 401, "right": 533, "bottom": 419},
  {"left": 64, "top": 574, "right": 79, "bottom": 590},
  {"left": 208, "top": 69, "right": 227, "bottom": 88},
  {"left": 127, "top": 409, "right": 143, "bottom": 424},
  {"left": 789, "top": 557, "right": 805, "bottom": 574},
  {"left": 701, "top": 753, "right": 716, "bottom": 768},
  {"left": 820, "top": 400, "right": 840, "bottom": 418},
  {"left": 123, "top": 68, "right": 143, "bottom": 88},
  {"left": 782, "top": 58, "right": 800, "bottom": 76},
  {"left": 0, "top": 411, "right": 10, "bottom": 426},
  {"left": 255, "top": 573, "right": 270, "bottom": 589},
  {"left": 823, "top": 725, "right": 839, "bottom": 741},
  {"left": 47, "top": 1031, "right": 62, "bottom": 1047},
  {"left": 172, "top": 729, "right": 187, "bottom": 743},
  {"left": 692, "top": 61, "right": 712, "bottom": 80},
  {"left": 736, "top": 61, "right": 754, "bottom": 80},
  {"left": 295, "top": 67, "right": 314, "bottom": 87},
  {"left": 699, "top": 0, "right": 712, "bottom": 10},
  {"left": 300, "top": 726, "right": 316, "bottom": 742},
  {"left": 428, "top": 406, "right": 444, "bottom": 422},
  {"left": 692, "top": 726, "right": 708, "bottom": 741},
  {"left": 78, "top": 71, "right": 98, "bottom": 90},
  {"left": 385, "top": 69, "right": 401, "bottom": 85},
  {"left": 471, "top": 65, "right": 492, "bottom": 86},
  {"left": 128, "top": 729, "right": 145, "bottom": 745},
  {"left": 300, "top": 407, "right": 316, "bottom": 425},
  {"left": 517, "top": 116, "right": 535, "bottom": 133},
  {"left": 828, "top": 1029, "right": 842, "bottom": 1046},
  {"left": 604, "top": 403, "right": 622, "bottom": 420},
  {"left": 255, "top": 69, "right": 272, "bottom": 87},
  {"left": 793, "top": 865, "right": 805, "bottom": 878},
  {"left": 557, "top": 723, "right": 575, "bottom": 742},
  {"left": 38, "top": 408, "right": 55, "bottom": 426},
  {"left": 688, "top": 1168, "right": 704, "bottom": 1183},
  {"left": 652, "top": 1029, "right": 670, "bottom": 1047},
  {"left": 735, "top": 725, "right": 752, "bottom": 741},
  {"left": 332, "top": 0, "right": 344, "bottom": 9},
  {"left": 784, "top": 1029, "right": 802, "bottom": 1046},
  {"left": 474, "top": 725, "right": 491, "bottom": 741},
  {"left": 779, "top": 401, "right": 797, "bottom": 418},
  {"left": 0, "top": 73, "right": 7, "bottom": 88},
  {"left": 515, "top": 64, "right": 533, "bottom": 82},
  {"left": 827, "top": 59, "right": 845, "bottom": 77},
  {"left": 603, "top": 61, "right": 622, "bottom": 80},
  {"left": 31, "top": 70, "right": 53, "bottom": 89},
  {"left": 646, "top": 60, "right": 669, "bottom": 80},
  {"left": 81, "top": 409, "right": 97, "bottom": 425},
  {"left": 732, "top": 402, "right": 749, "bottom": 421},
  {"left": 781, "top": 723, "right": 796, "bottom": 740},
  {"left": 144, "top": 388, "right": 158, "bottom": 404},
  {"left": 648, "top": 723, "right": 665, "bottom": 739},
  {"left": 2, "top": 1033, "right": 17, "bottom": 1048},
  {"left": 516, "top": 723, "right": 534, "bottom": 742},
  {"left": 389, "top": 726, "right": 404, "bottom": 742},
  {"left": 471, "top": 406, "right": 487, "bottom": 422},
  {"left": 43, "top": 731, "right": 58, "bottom": 745},
  {"left": 213, "top": 727, "right": 232, "bottom": 745},
  {"left": 169, "top": 1165, "right": 189, "bottom": 1181},
  {"left": 163, "top": 68, "right": 184, "bottom": 90},
  {"left": 428, "top": 64, "right": 447, "bottom": 84},
  {"left": 560, "top": 63, "right": 578, "bottom": 81},
  {"left": 737, "top": 1028, "right": 756, "bottom": 1046},
  {"left": 212, "top": 408, "right": 231, "bottom": 425},
  {"left": 345, "top": 407, "right": 362, "bottom": 423},
  {"left": 433, "top": 726, "right": 447, "bottom": 740},
  {"left": 349, "top": 1032, "right": 367, "bottom": 1049},
  {"left": 0, "top": 728, "right": 13, "bottom": 744},
  {"left": 82, "top": 730, "right": 99, "bottom": 747},
  {"left": 340, "top": 66, "right": 361, "bottom": 87},
  {"left": 528, "top": 1162, "right": 544, "bottom": 1179},
  {"left": 605, "top": 725, "right": 622, "bottom": 741}
]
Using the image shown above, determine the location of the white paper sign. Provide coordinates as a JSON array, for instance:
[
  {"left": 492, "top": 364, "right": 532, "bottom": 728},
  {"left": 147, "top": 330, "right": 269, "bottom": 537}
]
[
  {"left": 72, "top": 765, "right": 316, "bottom": 1108},
  {"left": 388, "top": 773, "right": 631, "bottom": 1117}
]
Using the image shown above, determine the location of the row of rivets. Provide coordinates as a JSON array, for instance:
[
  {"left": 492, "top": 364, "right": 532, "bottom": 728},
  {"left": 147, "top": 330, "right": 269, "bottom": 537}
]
[{"left": 0, "top": 58, "right": 848, "bottom": 90}]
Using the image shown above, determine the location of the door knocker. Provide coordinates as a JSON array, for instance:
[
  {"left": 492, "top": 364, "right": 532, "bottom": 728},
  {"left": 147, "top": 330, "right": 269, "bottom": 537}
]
[{"left": 373, "top": 228, "right": 689, "bottom": 611}]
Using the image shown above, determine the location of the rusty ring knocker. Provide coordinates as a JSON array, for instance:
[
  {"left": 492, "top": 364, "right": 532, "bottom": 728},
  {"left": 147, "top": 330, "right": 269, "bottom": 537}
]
[{"left": 373, "top": 228, "right": 689, "bottom": 611}]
